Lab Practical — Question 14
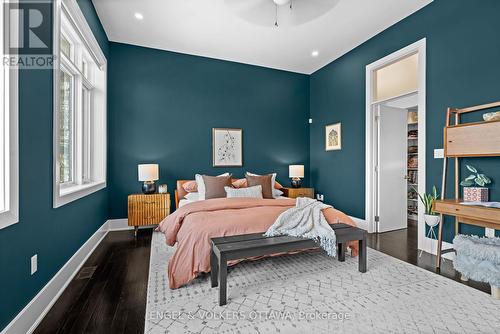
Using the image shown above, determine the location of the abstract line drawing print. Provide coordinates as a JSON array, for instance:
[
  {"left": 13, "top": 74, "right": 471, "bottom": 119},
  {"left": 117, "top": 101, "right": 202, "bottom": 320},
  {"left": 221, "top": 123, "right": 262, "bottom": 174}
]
[{"left": 213, "top": 128, "right": 242, "bottom": 166}]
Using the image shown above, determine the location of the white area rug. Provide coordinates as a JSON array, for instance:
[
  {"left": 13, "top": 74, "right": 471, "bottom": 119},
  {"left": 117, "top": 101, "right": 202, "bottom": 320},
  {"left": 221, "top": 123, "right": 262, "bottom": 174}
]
[{"left": 145, "top": 231, "right": 500, "bottom": 334}]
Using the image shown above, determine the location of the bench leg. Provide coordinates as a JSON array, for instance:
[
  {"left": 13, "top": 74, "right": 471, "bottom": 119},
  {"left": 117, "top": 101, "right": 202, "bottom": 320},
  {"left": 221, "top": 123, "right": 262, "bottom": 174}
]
[
  {"left": 210, "top": 247, "right": 218, "bottom": 288},
  {"left": 337, "top": 243, "right": 346, "bottom": 262},
  {"left": 358, "top": 238, "right": 367, "bottom": 273},
  {"left": 218, "top": 255, "right": 227, "bottom": 306}
]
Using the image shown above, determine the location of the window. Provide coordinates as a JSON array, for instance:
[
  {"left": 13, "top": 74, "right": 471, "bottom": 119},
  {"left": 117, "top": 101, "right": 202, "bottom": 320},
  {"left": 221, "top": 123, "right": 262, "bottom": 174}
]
[
  {"left": 53, "top": 0, "right": 107, "bottom": 208},
  {"left": 374, "top": 53, "right": 418, "bottom": 102},
  {"left": 0, "top": 3, "right": 19, "bottom": 229},
  {"left": 58, "top": 68, "right": 74, "bottom": 184}
]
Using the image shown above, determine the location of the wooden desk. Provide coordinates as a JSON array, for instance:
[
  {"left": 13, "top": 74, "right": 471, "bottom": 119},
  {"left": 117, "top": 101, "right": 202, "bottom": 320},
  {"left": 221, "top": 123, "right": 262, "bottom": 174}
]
[
  {"left": 433, "top": 199, "right": 500, "bottom": 266},
  {"left": 436, "top": 101, "right": 500, "bottom": 269}
]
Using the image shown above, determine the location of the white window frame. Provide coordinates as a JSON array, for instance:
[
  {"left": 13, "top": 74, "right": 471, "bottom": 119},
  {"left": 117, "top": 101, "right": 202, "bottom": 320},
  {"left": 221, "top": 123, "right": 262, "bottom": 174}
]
[
  {"left": 0, "top": 2, "right": 19, "bottom": 229},
  {"left": 53, "top": 0, "right": 107, "bottom": 208}
]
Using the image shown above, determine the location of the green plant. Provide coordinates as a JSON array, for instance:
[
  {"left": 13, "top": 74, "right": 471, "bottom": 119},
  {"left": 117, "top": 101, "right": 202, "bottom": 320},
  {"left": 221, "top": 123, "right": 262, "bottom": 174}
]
[
  {"left": 415, "top": 186, "right": 439, "bottom": 215},
  {"left": 460, "top": 165, "right": 492, "bottom": 187}
]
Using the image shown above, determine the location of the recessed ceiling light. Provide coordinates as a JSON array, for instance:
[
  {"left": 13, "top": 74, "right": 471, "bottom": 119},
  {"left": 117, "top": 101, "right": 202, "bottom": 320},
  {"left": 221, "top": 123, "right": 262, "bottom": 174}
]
[
  {"left": 311, "top": 50, "right": 319, "bottom": 57},
  {"left": 134, "top": 13, "right": 144, "bottom": 20}
]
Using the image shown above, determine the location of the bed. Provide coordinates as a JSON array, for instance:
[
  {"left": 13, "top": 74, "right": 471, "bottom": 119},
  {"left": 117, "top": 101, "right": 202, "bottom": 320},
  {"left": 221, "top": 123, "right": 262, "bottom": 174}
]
[{"left": 157, "top": 179, "right": 359, "bottom": 289}]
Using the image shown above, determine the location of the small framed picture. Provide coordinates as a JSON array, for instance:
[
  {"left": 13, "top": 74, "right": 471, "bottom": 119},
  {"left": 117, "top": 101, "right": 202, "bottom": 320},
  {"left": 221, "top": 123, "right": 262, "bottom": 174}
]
[
  {"left": 212, "top": 128, "right": 243, "bottom": 167},
  {"left": 325, "top": 123, "right": 341, "bottom": 151}
]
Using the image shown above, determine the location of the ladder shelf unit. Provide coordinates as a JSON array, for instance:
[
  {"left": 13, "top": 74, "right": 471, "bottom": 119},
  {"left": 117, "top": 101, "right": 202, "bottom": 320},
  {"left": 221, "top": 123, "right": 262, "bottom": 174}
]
[{"left": 433, "top": 101, "right": 500, "bottom": 269}]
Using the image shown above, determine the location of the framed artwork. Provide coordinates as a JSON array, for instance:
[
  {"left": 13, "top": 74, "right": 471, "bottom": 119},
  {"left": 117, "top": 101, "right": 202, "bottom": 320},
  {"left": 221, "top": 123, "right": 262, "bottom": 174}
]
[
  {"left": 212, "top": 128, "right": 243, "bottom": 167},
  {"left": 325, "top": 123, "right": 342, "bottom": 151}
]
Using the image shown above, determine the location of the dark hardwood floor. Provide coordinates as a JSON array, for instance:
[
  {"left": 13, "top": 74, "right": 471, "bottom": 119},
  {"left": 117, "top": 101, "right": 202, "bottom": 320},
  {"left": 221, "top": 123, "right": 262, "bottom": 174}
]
[
  {"left": 34, "top": 229, "right": 153, "bottom": 334},
  {"left": 367, "top": 221, "right": 490, "bottom": 294},
  {"left": 34, "top": 223, "right": 490, "bottom": 334}
]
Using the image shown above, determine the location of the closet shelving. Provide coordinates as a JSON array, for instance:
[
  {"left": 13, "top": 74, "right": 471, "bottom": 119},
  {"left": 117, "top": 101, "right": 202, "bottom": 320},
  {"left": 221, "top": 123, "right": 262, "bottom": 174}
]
[{"left": 407, "top": 108, "right": 418, "bottom": 222}]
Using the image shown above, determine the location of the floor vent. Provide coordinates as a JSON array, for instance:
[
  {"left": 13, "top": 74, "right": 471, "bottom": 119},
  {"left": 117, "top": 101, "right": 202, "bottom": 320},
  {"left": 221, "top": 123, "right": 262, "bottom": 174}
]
[{"left": 76, "top": 266, "right": 97, "bottom": 280}]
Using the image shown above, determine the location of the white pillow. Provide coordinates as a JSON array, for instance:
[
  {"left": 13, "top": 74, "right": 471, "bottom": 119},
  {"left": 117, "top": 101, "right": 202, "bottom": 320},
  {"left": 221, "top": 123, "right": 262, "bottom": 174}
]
[
  {"left": 225, "top": 185, "right": 263, "bottom": 199},
  {"left": 246, "top": 172, "right": 282, "bottom": 198},
  {"left": 273, "top": 189, "right": 284, "bottom": 197},
  {"left": 184, "top": 192, "right": 200, "bottom": 201},
  {"left": 195, "top": 173, "right": 230, "bottom": 200}
]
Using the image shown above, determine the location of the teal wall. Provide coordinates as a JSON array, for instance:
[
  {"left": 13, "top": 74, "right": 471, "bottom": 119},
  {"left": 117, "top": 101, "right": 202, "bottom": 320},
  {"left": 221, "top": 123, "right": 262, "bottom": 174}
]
[
  {"left": 310, "top": 0, "right": 500, "bottom": 242},
  {"left": 0, "top": 0, "right": 109, "bottom": 330},
  {"left": 107, "top": 43, "right": 310, "bottom": 218},
  {"left": 3, "top": 0, "right": 500, "bottom": 330}
]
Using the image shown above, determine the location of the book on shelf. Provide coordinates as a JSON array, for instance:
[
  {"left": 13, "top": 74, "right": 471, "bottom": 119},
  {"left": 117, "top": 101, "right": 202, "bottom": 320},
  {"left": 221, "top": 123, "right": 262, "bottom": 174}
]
[{"left": 459, "top": 201, "right": 500, "bottom": 209}]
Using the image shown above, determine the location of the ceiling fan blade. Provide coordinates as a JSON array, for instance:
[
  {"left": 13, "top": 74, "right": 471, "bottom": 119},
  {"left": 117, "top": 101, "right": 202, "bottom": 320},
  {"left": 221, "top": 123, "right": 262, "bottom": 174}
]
[
  {"left": 225, "top": 0, "right": 340, "bottom": 27},
  {"left": 286, "top": 0, "right": 340, "bottom": 25},
  {"left": 225, "top": 0, "right": 276, "bottom": 26}
]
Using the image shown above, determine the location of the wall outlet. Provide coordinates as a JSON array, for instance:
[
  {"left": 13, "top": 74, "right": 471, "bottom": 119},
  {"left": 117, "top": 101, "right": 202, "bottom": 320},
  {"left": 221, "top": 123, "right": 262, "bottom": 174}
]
[
  {"left": 31, "top": 254, "right": 37, "bottom": 275},
  {"left": 308, "top": 118, "right": 313, "bottom": 124},
  {"left": 316, "top": 194, "right": 324, "bottom": 201},
  {"left": 434, "top": 148, "right": 444, "bottom": 159}
]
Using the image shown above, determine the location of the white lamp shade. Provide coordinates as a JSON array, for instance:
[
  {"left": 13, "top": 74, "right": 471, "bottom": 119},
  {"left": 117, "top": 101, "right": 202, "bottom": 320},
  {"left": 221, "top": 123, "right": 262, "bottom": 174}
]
[
  {"left": 289, "top": 165, "right": 304, "bottom": 178},
  {"left": 138, "top": 164, "right": 159, "bottom": 181}
]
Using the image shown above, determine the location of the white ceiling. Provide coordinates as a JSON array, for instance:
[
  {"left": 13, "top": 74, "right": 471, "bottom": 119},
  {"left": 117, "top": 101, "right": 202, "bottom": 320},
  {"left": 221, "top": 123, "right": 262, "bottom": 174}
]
[{"left": 92, "top": 0, "right": 432, "bottom": 74}]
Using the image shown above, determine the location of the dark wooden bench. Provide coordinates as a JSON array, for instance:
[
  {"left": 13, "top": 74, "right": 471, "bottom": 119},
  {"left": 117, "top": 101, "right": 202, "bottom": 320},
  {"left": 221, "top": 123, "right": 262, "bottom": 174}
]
[{"left": 210, "top": 223, "right": 367, "bottom": 306}]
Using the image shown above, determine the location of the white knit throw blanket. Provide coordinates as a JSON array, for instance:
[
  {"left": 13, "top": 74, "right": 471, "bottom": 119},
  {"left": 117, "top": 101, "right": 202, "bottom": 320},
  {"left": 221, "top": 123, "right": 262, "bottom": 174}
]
[{"left": 264, "top": 197, "right": 337, "bottom": 257}]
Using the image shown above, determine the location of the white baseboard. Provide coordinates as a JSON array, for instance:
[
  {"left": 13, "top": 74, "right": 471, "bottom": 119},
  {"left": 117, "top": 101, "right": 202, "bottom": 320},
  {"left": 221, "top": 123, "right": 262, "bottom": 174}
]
[
  {"left": 419, "top": 237, "right": 455, "bottom": 260},
  {"left": 349, "top": 216, "right": 368, "bottom": 231},
  {"left": 106, "top": 218, "right": 156, "bottom": 231},
  {"left": 1, "top": 221, "right": 109, "bottom": 334},
  {"left": 106, "top": 218, "right": 130, "bottom": 231}
]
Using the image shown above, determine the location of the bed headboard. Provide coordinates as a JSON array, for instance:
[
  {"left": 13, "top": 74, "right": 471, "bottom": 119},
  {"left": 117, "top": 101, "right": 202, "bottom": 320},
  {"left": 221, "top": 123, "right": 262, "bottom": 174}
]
[
  {"left": 175, "top": 180, "right": 191, "bottom": 209},
  {"left": 175, "top": 177, "right": 286, "bottom": 209}
]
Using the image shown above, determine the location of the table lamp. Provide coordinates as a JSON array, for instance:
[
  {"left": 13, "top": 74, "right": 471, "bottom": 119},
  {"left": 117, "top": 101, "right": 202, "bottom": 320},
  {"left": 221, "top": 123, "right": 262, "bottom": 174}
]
[
  {"left": 138, "top": 164, "right": 159, "bottom": 194},
  {"left": 289, "top": 165, "right": 304, "bottom": 188}
]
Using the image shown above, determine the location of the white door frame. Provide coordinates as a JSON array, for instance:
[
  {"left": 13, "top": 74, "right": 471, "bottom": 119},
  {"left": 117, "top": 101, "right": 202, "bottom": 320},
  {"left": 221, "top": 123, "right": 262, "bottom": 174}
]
[{"left": 365, "top": 38, "right": 433, "bottom": 254}]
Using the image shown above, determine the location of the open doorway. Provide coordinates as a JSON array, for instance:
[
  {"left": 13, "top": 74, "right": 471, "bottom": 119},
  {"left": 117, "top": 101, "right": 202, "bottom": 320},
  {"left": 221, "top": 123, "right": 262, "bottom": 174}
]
[
  {"left": 365, "top": 39, "right": 431, "bottom": 254},
  {"left": 373, "top": 93, "right": 419, "bottom": 232}
]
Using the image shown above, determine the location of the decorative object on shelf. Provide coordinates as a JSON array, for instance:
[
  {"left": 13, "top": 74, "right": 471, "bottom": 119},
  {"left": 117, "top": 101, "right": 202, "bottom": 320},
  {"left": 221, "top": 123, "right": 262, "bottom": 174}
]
[
  {"left": 408, "top": 145, "right": 418, "bottom": 154},
  {"left": 407, "top": 110, "right": 418, "bottom": 124},
  {"left": 407, "top": 129, "right": 418, "bottom": 139},
  {"left": 407, "top": 170, "right": 418, "bottom": 184},
  {"left": 289, "top": 164, "right": 304, "bottom": 188},
  {"left": 407, "top": 189, "right": 418, "bottom": 200},
  {"left": 416, "top": 186, "right": 440, "bottom": 257},
  {"left": 325, "top": 122, "right": 341, "bottom": 151},
  {"left": 460, "top": 165, "right": 492, "bottom": 202},
  {"left": 138, "top": 164, "right": 159, "bottom": 194},
  {"left": 453, "top": 234, "right": 500, "bottom": 299},
  {"left": 482, "top": 111, "right": 500, "bottom": 122},
  {"left": 212, "top": 128, "right": 243, "bottom": 167},
  {"left": 158, "top": 184, "right": 168, "bottom": 194},
  {"left": 408, "top": 155, "right": 418, "bottom": 169}
]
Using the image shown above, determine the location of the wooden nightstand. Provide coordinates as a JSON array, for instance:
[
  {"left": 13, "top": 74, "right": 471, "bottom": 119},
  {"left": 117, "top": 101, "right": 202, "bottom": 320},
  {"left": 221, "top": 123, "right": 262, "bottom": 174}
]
[
  {"left": 282, "top": 187, "right": 315, "bottom": 199},
  {"left": 128, "top": 193, "right": 170, "bottom": 236}
]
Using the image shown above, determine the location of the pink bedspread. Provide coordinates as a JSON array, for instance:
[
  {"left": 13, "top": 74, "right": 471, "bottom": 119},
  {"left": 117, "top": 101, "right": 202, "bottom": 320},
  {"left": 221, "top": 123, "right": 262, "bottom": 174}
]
[{"left": 157, "top": 198, "right": 358, "bottom": 289}]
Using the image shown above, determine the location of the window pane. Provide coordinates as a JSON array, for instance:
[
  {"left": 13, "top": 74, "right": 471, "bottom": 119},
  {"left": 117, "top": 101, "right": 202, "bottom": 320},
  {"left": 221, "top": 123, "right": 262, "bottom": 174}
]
[
  {"left": 0, "top": 50, "right": 5, "bottom": 212},
  {"left": 60, "top": 35, "right": 71, "bottom": 59},
  {"left": 82, "top": 87, "right": 91, "bottom": 183},
  {"left": 374, "top": 53, "right": 418, "bottom": 101},
  {"left": 58, "top": 70, "right": 73, "bottom": 183}
]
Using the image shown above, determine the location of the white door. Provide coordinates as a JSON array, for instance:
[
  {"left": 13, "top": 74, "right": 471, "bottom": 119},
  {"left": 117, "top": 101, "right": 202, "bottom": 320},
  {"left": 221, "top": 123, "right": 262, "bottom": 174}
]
[{"left": 376, "top": 104, "right": 408, "bottom": 232}]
